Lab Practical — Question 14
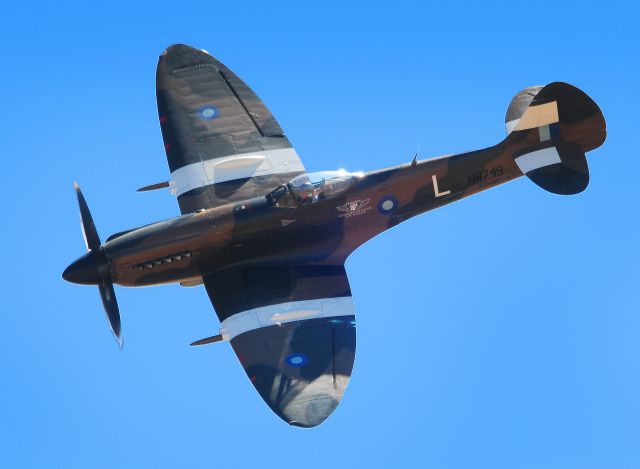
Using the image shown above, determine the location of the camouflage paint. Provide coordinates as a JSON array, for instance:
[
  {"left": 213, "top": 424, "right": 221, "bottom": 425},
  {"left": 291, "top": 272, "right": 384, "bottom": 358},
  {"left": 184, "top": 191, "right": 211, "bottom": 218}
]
[{"left": 63, "top": 44, "right": 606, "bottom": 428}]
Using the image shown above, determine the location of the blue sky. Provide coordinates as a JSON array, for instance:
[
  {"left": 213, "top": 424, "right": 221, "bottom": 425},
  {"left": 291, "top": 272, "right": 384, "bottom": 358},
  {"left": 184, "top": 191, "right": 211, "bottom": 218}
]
[{"left": 2, "top": 1, "right": 639, "bottom": 467}]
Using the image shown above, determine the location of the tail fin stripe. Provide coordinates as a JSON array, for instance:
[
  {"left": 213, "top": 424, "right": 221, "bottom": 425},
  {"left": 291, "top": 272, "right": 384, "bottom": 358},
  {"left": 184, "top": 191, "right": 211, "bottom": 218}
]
[
  {"left": 505, "top": 119, "right": 520, "bottom": 134},
  {"left": 513, "top": 101, "right": 559, "bottom": 132}
]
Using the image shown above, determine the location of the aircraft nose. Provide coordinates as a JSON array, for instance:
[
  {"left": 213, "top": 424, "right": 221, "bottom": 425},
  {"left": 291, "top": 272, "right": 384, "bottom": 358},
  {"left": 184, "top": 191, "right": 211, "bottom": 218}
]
[
  {"left": 62, "top": 251, "right": 105, "bottom": 285},
  {"left": 230, "top": 315, "right": 356, "bottom": 428}
]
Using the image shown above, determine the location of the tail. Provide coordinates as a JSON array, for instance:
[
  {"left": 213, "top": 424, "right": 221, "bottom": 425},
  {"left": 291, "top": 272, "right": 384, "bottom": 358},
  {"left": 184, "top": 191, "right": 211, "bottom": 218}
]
[{"left": 504, "top": 82, "right": 606, "bottom": 194}]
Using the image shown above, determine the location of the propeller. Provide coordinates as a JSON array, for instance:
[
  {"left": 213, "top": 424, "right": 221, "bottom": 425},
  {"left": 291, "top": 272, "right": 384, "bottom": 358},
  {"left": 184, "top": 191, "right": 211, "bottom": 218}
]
[{"left": 63, "top": 183, "right": 123, "bottom": 348}]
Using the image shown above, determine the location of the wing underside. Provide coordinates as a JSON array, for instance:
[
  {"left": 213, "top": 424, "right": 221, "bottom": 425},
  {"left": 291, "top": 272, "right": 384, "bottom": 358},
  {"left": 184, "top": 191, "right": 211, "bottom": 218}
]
[
  {"left": 156, "top": 44, "right": 305, "bottom": 214},
  {"left": 203, "top": 264, "right": 355, "bottom": 428}
]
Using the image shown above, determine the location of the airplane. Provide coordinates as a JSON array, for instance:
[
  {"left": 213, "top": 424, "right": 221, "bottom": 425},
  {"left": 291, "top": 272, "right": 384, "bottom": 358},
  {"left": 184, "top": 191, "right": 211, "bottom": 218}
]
[{"left": 63, "top": 44, "right": 606, "bottom": 428}]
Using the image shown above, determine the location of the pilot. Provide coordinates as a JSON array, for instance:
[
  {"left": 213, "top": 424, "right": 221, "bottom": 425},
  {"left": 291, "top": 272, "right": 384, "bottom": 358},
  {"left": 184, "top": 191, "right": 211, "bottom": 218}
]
[{"left": 297, "top": 181, "right": 316, "bottom": 204}]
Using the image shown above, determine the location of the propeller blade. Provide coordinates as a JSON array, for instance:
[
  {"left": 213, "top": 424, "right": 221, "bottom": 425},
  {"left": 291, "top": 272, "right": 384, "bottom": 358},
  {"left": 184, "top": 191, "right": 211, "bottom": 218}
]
[
  {"left": 98, "top": 282, "right": 123, "bottom": 348},
  {"left": 74, "top": 182, "right": 101, "bottom": 251},
  {"left": 68, "top": 183, "right": 124, "bottom": 348}
]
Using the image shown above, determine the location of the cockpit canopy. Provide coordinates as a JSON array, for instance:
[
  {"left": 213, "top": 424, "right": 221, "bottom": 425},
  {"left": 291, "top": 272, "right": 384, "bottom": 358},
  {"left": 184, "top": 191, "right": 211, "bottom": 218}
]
[
  {"left": 268, "top": 170, "right": 363, "bottom": 208},
  {"left": 288, "top": 170, "right": 362, "bottom": 205}
]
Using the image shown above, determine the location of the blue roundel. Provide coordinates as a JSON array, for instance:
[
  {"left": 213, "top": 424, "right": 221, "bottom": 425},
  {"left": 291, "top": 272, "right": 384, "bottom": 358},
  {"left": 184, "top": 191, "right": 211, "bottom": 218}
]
[
  {"left": 197, "top": 105, "right": 219, "bottom": 121},
  {"left": 286, "top": 353, "right": 308, "bottom": 367},
  {"left": 377, "top": 195, "right": 398, "bottom": 214}
]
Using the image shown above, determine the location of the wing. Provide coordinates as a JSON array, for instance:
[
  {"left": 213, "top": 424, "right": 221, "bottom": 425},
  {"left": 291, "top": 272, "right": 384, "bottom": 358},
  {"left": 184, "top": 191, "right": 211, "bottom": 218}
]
[
  {"left": 156, "top": 44, "right": 305, "bottom": 214},
  {"left": 203, "top": 264, "right": 356, "bottom": 428}
]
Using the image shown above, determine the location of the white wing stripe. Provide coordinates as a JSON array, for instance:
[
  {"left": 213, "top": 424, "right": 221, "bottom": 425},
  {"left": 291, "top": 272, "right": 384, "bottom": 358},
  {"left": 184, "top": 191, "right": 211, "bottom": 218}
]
[
  {"left": 170, "top": 148, "right": 305, "bottom": 196},
  {"left": 219, "top": 297, "right": 354, "bottom": 341}
]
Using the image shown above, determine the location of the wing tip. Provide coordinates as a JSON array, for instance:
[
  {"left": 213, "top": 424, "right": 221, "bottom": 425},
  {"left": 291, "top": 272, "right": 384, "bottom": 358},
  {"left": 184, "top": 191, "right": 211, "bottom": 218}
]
[
  {"left": 158, "top": 44, "right": 219, "bottom": 76},
  {"left": 160, "top": 43, "right": 214, "bottom": 61}
]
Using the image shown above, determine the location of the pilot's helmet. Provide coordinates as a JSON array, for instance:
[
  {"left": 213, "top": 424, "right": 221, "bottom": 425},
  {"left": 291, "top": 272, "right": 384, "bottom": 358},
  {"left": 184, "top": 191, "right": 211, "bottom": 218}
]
[{"left": 298, "top": 181, "right": 315, "bottom": 201}]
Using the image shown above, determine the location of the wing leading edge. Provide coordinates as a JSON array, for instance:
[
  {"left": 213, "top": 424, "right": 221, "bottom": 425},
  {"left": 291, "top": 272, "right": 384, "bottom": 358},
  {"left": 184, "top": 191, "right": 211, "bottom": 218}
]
[
  {"left": 203, "top": 264, "right": 355, "bottom": 428},
  {"left": 156, "top": 44, "right": 305, "bottom": 214}
]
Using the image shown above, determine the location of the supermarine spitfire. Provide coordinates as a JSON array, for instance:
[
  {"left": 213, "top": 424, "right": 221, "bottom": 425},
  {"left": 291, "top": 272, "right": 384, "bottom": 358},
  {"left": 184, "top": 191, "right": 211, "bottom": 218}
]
[{"left": 63, "top": 44, "right": 606, "bottom": 427}]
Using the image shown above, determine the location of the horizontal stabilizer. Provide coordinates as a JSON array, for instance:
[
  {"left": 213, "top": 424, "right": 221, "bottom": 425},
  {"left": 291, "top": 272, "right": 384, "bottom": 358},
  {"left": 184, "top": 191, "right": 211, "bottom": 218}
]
[{"left": 514, "top": 142, "right": 589, "bottom": 194}]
